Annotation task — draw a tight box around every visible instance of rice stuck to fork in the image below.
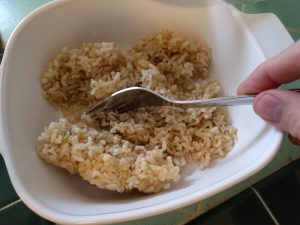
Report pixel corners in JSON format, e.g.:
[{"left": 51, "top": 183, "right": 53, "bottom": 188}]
[{"left": 37, "top": 30, "right": 237, "bottom": 193}]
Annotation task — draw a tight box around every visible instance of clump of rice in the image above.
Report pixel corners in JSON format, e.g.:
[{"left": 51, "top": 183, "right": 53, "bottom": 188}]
[{"left": 37, "top": 30, "right": 237, "bottom": 193}]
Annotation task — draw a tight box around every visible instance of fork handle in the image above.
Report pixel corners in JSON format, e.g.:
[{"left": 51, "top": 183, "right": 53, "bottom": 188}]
[
  {"left": 172, "top": 95, "right": 255, "bottom": 108},
  {"left": 171, "top": 88, "right": 300, "bottom": 108}
]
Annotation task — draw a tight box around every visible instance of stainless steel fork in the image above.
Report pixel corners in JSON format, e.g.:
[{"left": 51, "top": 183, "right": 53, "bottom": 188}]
[{"left": 86, "top": 87, "right": 264, "bottom": 118}]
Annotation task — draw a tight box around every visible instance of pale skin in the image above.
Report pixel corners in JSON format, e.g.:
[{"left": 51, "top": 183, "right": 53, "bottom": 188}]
[{"left": 238, "top": 40, "right": 300, "bottom": 146}]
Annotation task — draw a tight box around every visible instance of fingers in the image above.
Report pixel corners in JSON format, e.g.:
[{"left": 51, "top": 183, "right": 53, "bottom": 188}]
[
  {"left": 253, "top": 89, "right": 300, "bottom": 143},
  {"left": 288, "top": 134, "right": 300, "bottom": 146},
  {"left": 238, "top": 41, "right": 300, "bottom": 95},
  {"left": 238, "top": 41, "right": 300, "bottom": 145}
]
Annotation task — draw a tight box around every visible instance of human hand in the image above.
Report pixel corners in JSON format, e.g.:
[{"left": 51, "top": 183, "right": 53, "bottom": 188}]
[{"left": 238, "top": 41, "right": 300, "bottom": 145}]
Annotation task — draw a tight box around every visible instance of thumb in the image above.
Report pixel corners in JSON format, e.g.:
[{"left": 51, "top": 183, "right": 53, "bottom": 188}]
[{"left": 253, "top": 89, "right": 300, "bottom": 141}]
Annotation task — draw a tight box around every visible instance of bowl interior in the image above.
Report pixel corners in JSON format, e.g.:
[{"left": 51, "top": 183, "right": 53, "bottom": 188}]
[{"left": 2, "top": 0, "right": 279, "bottom": 217}]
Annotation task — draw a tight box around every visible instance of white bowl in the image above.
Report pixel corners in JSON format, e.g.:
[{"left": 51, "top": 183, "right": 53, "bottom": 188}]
[{"left": 0, "top": 0, "right": 294, "bottom": 224}]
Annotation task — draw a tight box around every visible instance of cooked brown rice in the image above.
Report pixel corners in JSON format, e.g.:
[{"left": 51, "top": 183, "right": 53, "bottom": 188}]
[{"left": 37, "top": 30, "right": 237, "bottom": 193}]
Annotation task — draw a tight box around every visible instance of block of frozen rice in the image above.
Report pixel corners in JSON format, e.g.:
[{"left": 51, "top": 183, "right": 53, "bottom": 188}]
[{"left": 37, "top": 30, "right": 237, "bottom": 193}]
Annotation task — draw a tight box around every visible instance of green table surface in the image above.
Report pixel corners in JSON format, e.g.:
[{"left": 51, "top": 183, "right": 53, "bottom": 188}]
[{"left": 0, "top": 1, "right": 299, "bottom": 225}]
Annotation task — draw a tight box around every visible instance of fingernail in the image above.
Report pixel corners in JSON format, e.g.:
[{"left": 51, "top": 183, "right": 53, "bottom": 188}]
[{"left": 254, "top": 94, "right": 283, "bottom": 122}]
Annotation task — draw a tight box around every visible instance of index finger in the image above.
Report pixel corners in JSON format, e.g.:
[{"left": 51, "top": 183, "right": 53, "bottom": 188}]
[{"left": 237, "top": 40, "right": 300, "bottom": 95}]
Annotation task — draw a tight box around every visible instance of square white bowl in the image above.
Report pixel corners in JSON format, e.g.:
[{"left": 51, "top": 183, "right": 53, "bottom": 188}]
[{"left": 0, "top": 0, "right": 294, "bottom": 224}]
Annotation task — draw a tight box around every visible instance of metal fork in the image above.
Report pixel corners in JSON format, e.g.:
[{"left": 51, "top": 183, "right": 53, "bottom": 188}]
[
  {"left": 86, "top": 87, "right": 300, "bottom": 117},
  {"left": 86, "top": 87, "right": 253, "bottom": 118}
]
